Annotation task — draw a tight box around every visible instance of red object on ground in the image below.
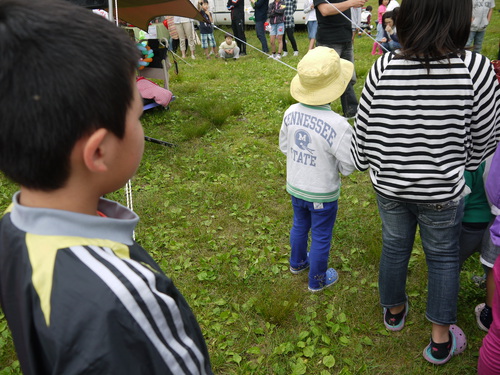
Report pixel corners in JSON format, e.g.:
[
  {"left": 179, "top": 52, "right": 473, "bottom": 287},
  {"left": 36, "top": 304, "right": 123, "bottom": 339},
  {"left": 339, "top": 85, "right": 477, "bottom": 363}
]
[{"left": 492, "top": 60, "right": 500, "bottom": 83}]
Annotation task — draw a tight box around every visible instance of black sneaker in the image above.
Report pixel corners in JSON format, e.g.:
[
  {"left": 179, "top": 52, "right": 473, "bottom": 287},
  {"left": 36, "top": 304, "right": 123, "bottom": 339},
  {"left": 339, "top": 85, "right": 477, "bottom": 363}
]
[
  {"left": 475, "top": 303, "right": 492, "bottom": 332},
  {"left": 383, "top": 301, "right": 408, "bottom": 331}
]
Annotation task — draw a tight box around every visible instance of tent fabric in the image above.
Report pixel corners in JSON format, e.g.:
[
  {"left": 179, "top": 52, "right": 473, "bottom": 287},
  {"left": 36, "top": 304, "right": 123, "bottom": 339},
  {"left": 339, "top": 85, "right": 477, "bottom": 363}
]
[
  {"left": 115, "top": 0, "right": 205, "bottom": 30},
  {"left": 65, "top": 0, "right": 205, "bottom": 30}
]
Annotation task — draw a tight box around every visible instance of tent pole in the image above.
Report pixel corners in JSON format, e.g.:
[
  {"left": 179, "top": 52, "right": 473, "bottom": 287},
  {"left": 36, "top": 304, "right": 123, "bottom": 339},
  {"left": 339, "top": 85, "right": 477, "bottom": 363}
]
[{"left": 108, "top": 0, "right": 114, "bottom": 22}]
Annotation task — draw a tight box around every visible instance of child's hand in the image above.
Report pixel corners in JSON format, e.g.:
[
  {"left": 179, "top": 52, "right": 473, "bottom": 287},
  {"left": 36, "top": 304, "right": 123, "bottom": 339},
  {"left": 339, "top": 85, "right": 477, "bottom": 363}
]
[
  {"left": 227, "top": 49, "right": 234, "bottom": 54},
  {"left": 381, "top": 37, "right": 387, "bottom": 43},
  {"left": 385, "top": 25, "right": 392, "bottom": 33}
]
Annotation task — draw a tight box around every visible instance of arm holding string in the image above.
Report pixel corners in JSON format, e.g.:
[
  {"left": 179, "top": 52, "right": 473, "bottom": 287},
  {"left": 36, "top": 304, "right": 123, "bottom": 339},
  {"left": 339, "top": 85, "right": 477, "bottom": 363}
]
[{"left": 316, "top": 0, "right": 365, "bottom": 17}]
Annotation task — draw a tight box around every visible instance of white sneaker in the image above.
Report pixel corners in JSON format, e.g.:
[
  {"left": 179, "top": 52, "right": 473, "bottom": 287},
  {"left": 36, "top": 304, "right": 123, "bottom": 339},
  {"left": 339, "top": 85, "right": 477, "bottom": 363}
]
[
  {"left": 268, "top": 54, "right": 276, "bottom": 59},
  {"left": 191, "top": 55, "right": 196, "bottom": 60},
  {"left": 293, "top": 51, "right": 299, "bottom": 56},
  {"left": 275, "top": 54, "right": 281, "bottom": 60},
  {"left": 282, "top": 51, "right": 288, "bottom": 56}
]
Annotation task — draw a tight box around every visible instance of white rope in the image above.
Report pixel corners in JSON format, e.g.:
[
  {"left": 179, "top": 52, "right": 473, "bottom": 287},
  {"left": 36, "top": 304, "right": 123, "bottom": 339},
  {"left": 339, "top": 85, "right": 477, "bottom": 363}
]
[
  {"left": 125, "top": 179, "right": 135, "bottom": 240},
  {"left": 170, "top": 50, "right": 195, "bottom": 67}
]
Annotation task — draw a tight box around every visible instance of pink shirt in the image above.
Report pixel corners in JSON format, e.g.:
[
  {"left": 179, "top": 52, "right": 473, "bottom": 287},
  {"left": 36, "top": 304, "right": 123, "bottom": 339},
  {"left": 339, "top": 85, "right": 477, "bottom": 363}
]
[
  {"left": 377, "top": 4, "right": 386, "bottom": 24},
  {"left": 478, "top": 257, "right": 500, "bottom": 374}
]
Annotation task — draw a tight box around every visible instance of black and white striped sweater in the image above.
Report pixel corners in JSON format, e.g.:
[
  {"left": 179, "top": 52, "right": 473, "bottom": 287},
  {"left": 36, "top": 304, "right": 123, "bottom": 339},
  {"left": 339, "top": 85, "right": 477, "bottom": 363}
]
[{"left": 351, "top": 51, "right": 500, "bottom": 203}]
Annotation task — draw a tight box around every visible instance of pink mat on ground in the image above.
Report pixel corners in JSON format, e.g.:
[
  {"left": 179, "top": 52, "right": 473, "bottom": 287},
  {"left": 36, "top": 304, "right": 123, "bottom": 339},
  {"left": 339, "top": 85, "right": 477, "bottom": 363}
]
[{"left": 136, "top": 77, "right": 173, "bottom": 107}]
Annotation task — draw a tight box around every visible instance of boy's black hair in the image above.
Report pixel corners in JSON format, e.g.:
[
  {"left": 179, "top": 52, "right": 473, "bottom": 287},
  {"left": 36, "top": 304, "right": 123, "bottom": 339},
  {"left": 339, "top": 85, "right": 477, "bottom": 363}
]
[
  {"left": 365, "top": 5, "right": 373, "bottom": 11},
  {"left": 0, "top": 0, "right": 140, "bottom": 191}
]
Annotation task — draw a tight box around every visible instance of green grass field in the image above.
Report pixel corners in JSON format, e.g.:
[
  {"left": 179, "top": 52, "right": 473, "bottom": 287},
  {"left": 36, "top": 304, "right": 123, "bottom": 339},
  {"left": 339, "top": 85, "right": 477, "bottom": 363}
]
[{"left": 0, "top": 2, "right": 499, "bottom": 374}]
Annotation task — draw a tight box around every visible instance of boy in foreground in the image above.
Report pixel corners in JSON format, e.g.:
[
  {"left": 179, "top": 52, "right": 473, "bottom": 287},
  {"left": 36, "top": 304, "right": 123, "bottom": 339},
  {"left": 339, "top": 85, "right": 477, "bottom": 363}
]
[
  {"left": 279, "top": 47, "right": 356, "bottom": 292},
  {"left": 0, "top": 0, "right": 212, "bottom": 374}
]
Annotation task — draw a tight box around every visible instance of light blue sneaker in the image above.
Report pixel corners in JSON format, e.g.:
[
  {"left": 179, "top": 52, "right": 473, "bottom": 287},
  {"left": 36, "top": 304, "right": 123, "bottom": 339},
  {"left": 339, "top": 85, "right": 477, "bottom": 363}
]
[{"left": 308, "top": 268, "right": 339, "bottom": 292}]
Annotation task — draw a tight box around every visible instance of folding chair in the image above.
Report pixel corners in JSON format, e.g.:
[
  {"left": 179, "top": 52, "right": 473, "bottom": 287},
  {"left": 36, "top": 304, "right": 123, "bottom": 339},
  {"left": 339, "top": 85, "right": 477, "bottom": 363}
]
[{"left": 137, "top": 37, "right": 171, "bottom": 90}]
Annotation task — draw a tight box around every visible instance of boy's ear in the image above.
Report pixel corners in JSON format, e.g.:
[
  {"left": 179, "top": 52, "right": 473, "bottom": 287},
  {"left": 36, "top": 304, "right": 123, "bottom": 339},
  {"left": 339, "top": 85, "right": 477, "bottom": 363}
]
[{"left": 82, "top": 128, "right": 111, "bottom": 173}]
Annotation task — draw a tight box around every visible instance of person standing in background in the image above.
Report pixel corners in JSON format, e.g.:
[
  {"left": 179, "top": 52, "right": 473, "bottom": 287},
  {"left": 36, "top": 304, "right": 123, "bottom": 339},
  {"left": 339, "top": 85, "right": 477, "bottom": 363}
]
[
  {"left": 313, "top": 0, "right": 366, "bottom": 118},
  {"left": 250, "top": 0, "right": 269, "bottom": 52},
  {"left": 467, "top": 0, "right": 495, "bottom": 53},
  {"left": 375, "top": 0, "right": 388, "bottom": 45},
  {"left": 174, "top": 15, "right": 196, "bottom": 59},
  {"left": 227, "top": 0, "right": 247, "bottom": 55},
  {"left": 282, "top": 0, "right": 299, "bottom": 56},
  {"left": 164, "top": 16, "right": 180, "bottom": 53},
  {"left": 351, "top": 5, "right": 361, "bottom": 41},
  {"left": 304, "top": 0, "right": 317, "bottom": 49},
  {"left": 386, "top": 0, "right": 399, "bottom": 11},
  {"left": 268, "top": 0, "right": 286, "bottom": 59}
]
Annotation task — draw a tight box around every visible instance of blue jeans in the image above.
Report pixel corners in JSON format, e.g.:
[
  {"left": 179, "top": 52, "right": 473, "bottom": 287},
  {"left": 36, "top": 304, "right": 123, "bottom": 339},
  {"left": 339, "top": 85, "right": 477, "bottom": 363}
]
[
  {"left": 289, "top": 196, "right": 338, "bottom": 289},
  {"left": 307, "top": 20, "right": 317, "bottom": 40},
  {"left": 466, "top": 30, "right": 486, "bottom": 53},
  {"left": 316, "top": 42, "right": 358, "bottom": 117},
  {"left": 255, "top": 20, "right": 269, "bottom": 52},
  {"left": 376, "top": 194, "right": 464, "bottom": 325},
  {"left": 381, "top": 40, "right": 401, "bottom": 52}
]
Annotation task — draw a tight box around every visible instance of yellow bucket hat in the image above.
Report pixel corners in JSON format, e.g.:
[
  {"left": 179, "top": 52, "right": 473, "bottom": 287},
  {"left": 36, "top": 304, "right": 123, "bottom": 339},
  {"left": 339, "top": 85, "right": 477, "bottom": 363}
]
[{"left": 290, "top": 46, "right": 354, "bottom": 106}]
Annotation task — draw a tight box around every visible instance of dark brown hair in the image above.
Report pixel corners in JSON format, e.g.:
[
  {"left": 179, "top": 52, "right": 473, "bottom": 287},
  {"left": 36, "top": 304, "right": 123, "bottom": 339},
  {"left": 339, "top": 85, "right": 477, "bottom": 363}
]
[{"left": 396, "top": 0, "right": 472, "bottom": 70}]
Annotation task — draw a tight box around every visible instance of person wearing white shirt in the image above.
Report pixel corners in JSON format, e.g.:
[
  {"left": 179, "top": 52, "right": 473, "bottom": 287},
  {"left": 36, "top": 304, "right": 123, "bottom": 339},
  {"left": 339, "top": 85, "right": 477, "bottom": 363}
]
[
  {"left": 386, "top": 0, "right": 399, "bottom": 11},
  {"left": 303, "top": 0, "right": 317, "bottom": 49}
]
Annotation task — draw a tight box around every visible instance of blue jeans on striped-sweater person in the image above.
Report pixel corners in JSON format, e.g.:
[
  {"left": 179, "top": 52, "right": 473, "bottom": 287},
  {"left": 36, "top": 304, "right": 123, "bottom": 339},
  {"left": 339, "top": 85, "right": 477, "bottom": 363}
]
[
  {"left": 289, "top": 196, "right": 338, "bottom": 289},
  {"left": 376, "top": 194, "right": 464, "bottom": 325}
]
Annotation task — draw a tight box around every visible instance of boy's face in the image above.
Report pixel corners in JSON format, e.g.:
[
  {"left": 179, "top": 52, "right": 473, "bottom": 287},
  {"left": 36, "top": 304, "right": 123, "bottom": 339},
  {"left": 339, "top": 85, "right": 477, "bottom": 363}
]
[
  {"left": 108, "top": 84, "right": 144, "bottom": 191},
  {"left": 202, "top": 2, "right": 209, "bottom": 10},
  {"left": 225, "top": 36, "right": 233, "bottom": 44}
]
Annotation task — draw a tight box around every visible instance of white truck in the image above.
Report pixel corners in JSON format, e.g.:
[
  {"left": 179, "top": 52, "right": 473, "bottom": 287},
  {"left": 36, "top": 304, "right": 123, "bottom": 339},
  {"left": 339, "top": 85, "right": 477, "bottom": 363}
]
[{"left": 210, "top": 0, "right": 306, "bottom": 26}]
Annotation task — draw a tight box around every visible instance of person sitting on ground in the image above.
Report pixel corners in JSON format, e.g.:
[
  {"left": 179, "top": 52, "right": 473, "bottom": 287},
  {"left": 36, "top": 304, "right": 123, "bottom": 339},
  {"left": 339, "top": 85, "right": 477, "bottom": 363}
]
[
  {"left": 219, "top": 34, "right": 240, "bottom": 59},
  {"left": 0, "top": 1, "right": 213, "bottom": 374},
  {"left": 359, "top": 5, "right": 372, "bottom": 35},
  {"left": 279, "top": 47, "right": 356, "bottom": 292},
  {"left": 380, "top": 10, "right": 400, "bottom": 51}
]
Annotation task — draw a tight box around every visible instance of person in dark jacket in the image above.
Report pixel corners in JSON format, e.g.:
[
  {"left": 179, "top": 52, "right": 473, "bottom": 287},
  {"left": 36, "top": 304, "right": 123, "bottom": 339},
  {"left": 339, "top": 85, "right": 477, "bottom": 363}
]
[
  {"left": 251, "top": 0, "right": 269, "bottom": 52},
  {"left": 227, "top": 0, "right": 247, "bottom": 55}
]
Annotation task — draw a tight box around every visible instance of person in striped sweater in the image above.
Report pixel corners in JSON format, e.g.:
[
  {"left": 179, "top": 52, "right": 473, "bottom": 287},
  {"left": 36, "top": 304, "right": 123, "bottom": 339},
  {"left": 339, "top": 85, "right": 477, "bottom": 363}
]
[{"left": 350, "top": 0, "right": 500, "bottom": 365}]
